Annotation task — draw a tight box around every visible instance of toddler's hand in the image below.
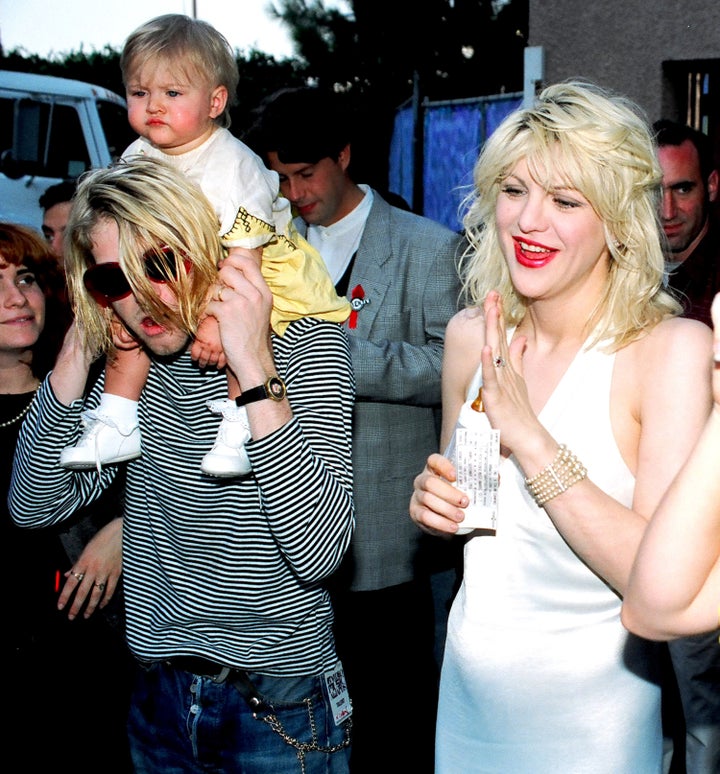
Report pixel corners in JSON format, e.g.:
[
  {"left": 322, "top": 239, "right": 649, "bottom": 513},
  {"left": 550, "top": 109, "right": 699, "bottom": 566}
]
[
  {"left": 110, "top": 314, "right": 140, "bottom": 351},
  {"left": 224, "top": 245, "right": 263, "bottom": 269},
  {"left": 191, "top": 314, "right": 227, "bottom": 369}
]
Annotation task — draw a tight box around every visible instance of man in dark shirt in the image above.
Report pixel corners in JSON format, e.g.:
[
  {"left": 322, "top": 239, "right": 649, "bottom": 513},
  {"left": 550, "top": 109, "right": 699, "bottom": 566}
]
[
  {"left": 654, "top": 118, "right": 720, "bottom": 774},
  {"left": 656, "top": 119, "right": 719, "bottom": 325}
]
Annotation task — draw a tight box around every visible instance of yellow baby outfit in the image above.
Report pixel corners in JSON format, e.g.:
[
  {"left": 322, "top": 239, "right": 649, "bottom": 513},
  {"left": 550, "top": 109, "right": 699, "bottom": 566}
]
[{"left": 222, "top": 207, "right": 350, "bottom": 335}]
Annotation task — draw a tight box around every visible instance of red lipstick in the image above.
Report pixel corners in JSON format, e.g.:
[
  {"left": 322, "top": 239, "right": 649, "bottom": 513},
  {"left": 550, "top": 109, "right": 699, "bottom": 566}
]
[{"left": 513, "top": 236, "right": 557, "bottom": 268}]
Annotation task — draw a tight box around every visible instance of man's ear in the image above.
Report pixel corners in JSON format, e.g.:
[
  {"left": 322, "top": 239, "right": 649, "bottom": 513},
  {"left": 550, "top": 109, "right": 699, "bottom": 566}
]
[
  {"left": 337, "top": 144, "right": 352, "bottom": 172},
  {"left": 707, "top": 168, "right": 719, "bottom": 204},
  {"left": 209, "top": 86, "right": 228, "bottom": 120}
]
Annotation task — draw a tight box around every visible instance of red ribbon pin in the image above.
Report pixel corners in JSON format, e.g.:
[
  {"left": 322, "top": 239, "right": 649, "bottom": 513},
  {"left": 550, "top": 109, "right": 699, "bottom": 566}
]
[{"left": 349, "top": 284, "right": 368, "bottom": 328}]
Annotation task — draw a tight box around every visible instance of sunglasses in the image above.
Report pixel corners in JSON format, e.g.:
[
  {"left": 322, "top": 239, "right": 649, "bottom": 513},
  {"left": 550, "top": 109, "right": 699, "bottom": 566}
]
[{"left": 83, "top": 246, "right": 189, "bottom": 304}]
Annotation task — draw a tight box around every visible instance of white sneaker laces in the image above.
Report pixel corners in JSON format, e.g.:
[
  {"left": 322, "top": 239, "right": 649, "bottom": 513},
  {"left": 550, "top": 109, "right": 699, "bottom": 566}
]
[{"left": 76, "top": 410, "right": 138, "bottom": 474}]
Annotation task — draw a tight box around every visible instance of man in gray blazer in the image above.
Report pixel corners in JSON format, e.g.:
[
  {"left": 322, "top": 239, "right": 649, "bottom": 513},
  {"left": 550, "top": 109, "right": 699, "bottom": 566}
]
[{"left": 250, "top": 87, "right": 465, "bottom": 774}]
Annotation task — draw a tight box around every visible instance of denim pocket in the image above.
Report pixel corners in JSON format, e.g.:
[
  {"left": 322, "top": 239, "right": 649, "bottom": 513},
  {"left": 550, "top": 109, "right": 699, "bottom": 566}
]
[{"left": 249, "top": 671, "right": 351, "bottom": 758}]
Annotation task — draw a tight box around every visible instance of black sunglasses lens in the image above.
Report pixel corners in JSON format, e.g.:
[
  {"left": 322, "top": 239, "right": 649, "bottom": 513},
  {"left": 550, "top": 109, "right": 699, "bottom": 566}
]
[
  {"left": 84, "top": 247, "right": 181, "bottom": 301},
  {"left": 84, "top": 264, "right": 130, "bottom": 300},
  {"left": 144, "top": 247, "right": 178, "bottom": 281}
]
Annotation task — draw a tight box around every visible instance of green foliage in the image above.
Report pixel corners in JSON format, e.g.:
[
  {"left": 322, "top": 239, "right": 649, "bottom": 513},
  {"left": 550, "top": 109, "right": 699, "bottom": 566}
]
[
  {"left": 271, "top": 0, "right": 528, "bottom": 101},
  {"left": 230, "top": 51, "right": 309, "bottom": 136}
]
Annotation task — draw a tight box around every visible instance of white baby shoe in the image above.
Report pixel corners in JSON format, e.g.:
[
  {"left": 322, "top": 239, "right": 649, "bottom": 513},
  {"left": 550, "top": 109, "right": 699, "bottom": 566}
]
[
  {"left": 60, "top": 409, "right": 141, "bottom": 471},
  {"left": 201, "top": 399, "right": 252, "bottom": 478}
]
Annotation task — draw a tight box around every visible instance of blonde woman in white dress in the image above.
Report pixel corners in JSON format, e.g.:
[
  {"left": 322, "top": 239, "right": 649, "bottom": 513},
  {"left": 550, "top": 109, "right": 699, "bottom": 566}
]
[{"left": 409, "top": 81, "right": 713, "bottom": 773}]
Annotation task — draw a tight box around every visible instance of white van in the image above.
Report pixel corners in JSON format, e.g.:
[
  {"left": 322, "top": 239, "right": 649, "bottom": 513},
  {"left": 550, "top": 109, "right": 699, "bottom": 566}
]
[{"left": 0, "top": 70, "right": 133, "bottom": 231}]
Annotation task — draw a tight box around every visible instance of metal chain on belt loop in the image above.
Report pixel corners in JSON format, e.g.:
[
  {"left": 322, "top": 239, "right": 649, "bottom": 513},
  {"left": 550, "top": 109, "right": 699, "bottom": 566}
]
[{"left": 258, "top": 700, "right": 352, "bottom": 774}]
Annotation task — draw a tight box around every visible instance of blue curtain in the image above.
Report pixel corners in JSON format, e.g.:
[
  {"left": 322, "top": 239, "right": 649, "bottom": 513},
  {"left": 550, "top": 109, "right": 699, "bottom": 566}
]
[
  {"left": 389, "top": 95, "right": 523, "bottom": 232},
  {"left": 423, "top": 104, "right": 484, "bottom": 233},
  {"left": 388, "top": 105, "right": 414, "bottom": 208}
]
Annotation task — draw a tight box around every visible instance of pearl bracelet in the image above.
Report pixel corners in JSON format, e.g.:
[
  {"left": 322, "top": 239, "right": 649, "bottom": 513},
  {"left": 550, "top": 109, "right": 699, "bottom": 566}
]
[{"left": 524, "top": 444, "right": 587, "bottom": 506}]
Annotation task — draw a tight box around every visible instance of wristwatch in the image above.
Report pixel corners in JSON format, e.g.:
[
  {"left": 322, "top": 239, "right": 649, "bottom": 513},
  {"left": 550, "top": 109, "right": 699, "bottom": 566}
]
[{"left": 234, "top": 376, "right": 287, "bottom": 407}]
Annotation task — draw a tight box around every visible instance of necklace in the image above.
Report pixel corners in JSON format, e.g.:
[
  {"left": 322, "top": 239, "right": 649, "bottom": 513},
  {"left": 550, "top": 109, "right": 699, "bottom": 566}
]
[{"left": 0, "top": 387, "right": 39, "bottom": 429}]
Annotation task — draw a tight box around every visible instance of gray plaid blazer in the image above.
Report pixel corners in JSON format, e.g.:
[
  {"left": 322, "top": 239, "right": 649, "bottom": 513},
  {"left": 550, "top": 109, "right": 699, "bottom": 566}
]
[{"left": 302, "top": 190, "right": 464, "bottom": 591}]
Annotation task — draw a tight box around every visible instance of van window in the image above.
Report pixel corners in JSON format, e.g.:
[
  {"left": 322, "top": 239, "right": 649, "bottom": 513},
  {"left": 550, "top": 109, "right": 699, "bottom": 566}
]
[
  {"left": 97, "top": 99, "right": 134, "bottom": 160},
  {"left": 0, "top": 97, "right": 12, "bottom": 155},
  {"left": 0, "top": 97, "right": 90, "bottom": 178}
]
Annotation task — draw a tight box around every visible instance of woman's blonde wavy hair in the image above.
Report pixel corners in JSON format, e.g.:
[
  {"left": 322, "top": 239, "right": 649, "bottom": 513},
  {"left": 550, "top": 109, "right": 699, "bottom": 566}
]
[
  {"left": 65, "top": 156, "right": 221, "bottom": 358},
  {"left": 459, "top": 80, "right": 681, "bottom": 351}
]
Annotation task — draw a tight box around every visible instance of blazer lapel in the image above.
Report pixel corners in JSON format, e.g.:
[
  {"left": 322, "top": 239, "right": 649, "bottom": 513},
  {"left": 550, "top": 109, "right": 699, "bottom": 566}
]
[{"left": 344, "top": 194, "right": 393, "bottom": 334}]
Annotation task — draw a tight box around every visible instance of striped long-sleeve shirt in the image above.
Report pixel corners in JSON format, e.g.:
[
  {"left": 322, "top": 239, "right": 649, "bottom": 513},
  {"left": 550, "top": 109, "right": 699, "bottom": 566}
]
[{"left": 10, "top": 318, "right": 355, "bottom": 676}]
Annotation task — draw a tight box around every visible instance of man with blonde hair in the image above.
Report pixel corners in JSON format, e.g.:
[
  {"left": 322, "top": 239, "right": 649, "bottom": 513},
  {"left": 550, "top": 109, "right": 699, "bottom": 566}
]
[{"left": 11, "top": 157, "right": 355, "bottom": 773}]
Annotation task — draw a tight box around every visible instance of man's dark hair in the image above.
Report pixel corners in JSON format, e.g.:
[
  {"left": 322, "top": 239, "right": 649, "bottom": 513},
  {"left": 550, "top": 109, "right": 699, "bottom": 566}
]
[
  {"left": 38, "top": 181, "right": 77, "bottom": 212},
  {"left": 653, "top": 119, "right": 716, "bottom": 184},
  {"left": 245, "top": 87, "right": 353, "bottom": 166}
]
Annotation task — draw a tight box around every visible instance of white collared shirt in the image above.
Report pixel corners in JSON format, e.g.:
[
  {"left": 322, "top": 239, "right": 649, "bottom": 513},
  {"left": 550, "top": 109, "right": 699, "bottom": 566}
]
[{"left": 307, "top": 185, "right": 373, "bottom": 284}]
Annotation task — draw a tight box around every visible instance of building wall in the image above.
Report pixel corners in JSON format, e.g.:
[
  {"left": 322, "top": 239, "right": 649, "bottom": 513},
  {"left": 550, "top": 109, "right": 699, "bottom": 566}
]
[{"left": 528, "top": 0, "right": 720, "bottom": 122}]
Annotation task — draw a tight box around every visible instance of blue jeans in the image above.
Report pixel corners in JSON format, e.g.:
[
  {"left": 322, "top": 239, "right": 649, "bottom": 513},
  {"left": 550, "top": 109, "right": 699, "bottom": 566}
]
[{"left": 128, "top": 661, "right": 351, "bottom": 773}]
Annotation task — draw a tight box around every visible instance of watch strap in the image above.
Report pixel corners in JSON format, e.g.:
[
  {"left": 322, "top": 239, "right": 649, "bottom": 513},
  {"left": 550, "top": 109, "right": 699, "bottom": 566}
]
[
  {"left": 234, "top": 384, "right": 268, "bottom": 407},
  {"left": 234, "top": 376, "right": 286, "bottom": 407}
]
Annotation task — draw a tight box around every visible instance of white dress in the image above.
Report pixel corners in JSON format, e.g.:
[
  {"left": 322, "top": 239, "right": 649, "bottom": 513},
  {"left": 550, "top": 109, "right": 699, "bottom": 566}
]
[{"left": 436, "top": 339, "right": 663, "bottom": 773}]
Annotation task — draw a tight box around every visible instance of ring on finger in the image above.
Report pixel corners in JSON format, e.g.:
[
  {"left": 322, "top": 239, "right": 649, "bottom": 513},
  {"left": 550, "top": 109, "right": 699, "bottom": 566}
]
[
  {"left": 94, "top": 581, "right": 106, "bottom": 591},
  {"left": 493, "top": 355, "right": 506, "bottom": 368},
  {"left": 72, "top": 571, "right": 85, "bottom": 581}
]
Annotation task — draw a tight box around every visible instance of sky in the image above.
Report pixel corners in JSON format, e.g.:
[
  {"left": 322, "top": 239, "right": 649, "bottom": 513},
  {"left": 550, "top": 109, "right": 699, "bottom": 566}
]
[{"left": 0, "top": 0, "right": 349, "bottom": 61}]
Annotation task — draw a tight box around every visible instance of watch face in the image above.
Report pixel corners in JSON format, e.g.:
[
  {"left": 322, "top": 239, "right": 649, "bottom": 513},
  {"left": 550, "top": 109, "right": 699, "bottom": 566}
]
[{"left": 268, "top": 377, "right": 286, "bottom": 400}]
